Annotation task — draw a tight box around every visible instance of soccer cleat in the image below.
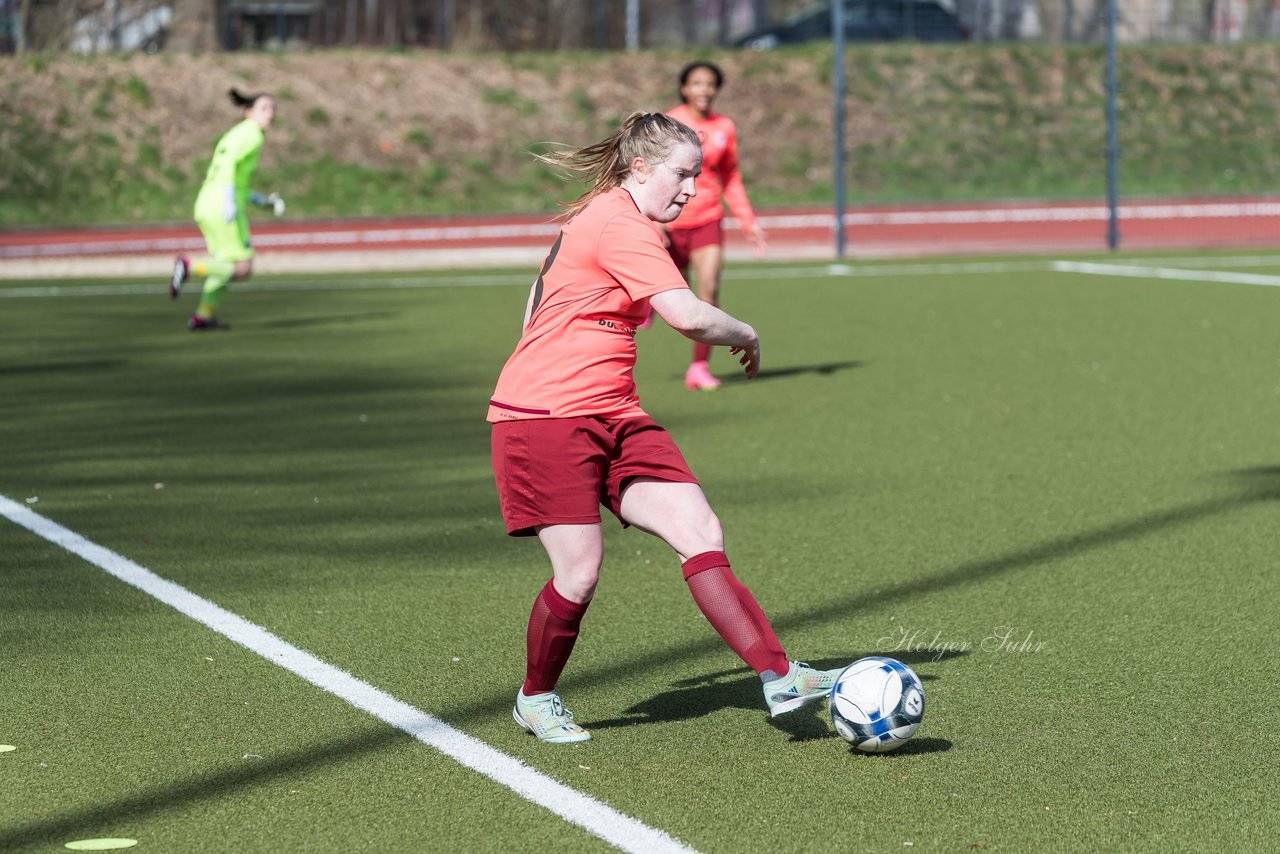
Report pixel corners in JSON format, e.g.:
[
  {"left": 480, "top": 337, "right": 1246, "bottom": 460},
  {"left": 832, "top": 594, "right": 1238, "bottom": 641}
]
[
  {"left": 684, "top": 360, "right": 720, "bottom": 391},
  {"left": 169, "top": 255, "right": 189, "bottom": 299},
  {"left": 513, "top": 690, "right": 592, "bottom": 744},
  {"left": 763, "top": 661, "right": 844, "bottom": 718},
  {"left": 188, "top": 314, "right": 230, "bottom": 331}
]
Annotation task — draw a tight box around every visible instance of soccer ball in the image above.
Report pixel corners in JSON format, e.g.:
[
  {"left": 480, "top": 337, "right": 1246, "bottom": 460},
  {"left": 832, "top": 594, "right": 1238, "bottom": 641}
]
[{"left": 830, "top": 656, "right": 925, "bottom": 753}]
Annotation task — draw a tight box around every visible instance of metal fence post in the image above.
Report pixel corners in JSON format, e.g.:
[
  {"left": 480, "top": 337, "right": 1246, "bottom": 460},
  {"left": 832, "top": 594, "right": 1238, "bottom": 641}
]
[
  {"left": 1105, "top": 0, "right": 1120, "bottom": 250},
  {"left": 833, "top": 0, "right": 847, "bottom": 258}
]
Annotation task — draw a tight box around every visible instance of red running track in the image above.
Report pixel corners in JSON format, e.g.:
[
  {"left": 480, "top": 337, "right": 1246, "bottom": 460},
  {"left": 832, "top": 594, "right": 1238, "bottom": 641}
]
[{"left": 3, "top": 197, "right": 1279, "bottom": 260}]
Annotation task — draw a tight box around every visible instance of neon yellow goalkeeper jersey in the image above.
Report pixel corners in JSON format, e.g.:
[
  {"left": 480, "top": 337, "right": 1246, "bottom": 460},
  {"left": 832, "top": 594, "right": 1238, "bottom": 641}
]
[{"left": 193, "top": 118, "right": 264, "bottom": 225}]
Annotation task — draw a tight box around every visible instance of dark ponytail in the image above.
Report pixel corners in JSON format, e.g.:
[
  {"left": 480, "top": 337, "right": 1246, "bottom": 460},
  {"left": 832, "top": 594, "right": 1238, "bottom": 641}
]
[{"left": 229, "top": 88, "right": 265, "bottom": 109}]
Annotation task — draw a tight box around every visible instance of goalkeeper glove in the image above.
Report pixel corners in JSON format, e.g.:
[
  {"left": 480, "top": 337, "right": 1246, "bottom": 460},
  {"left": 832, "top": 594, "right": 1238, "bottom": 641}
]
[{"left": 252, "top": 191, "right": 285, "bottom": 216}]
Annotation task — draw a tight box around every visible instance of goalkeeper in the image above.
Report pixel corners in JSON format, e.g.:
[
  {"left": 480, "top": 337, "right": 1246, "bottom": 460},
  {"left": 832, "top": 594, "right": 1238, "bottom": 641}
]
[{"left": 169, "top": 88, "right": 284, "bottom": 331}]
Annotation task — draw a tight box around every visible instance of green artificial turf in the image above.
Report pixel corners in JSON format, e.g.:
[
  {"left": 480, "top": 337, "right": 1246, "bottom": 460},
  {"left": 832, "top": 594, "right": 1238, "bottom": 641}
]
[{"left": 2, "top": 254, "right": 1278, "bottom": 851}]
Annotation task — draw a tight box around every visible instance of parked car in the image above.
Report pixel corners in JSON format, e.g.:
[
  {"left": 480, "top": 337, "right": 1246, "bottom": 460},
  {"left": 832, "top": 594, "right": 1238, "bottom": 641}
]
[{"left": 736, "top": 0, "right": 970, "bottom": 48}]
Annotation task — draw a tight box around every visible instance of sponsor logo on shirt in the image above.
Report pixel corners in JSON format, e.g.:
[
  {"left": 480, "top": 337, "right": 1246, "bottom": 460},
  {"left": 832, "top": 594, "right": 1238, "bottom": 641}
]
[{"left": 589, "top": 317, "right": 637, "bottom": 337}]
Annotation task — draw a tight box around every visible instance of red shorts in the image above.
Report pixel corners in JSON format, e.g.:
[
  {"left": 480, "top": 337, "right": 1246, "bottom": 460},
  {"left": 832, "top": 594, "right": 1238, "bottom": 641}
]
[
  {"left": 491, "top": 415, "right": 699, "bottom": 537},
  {"left": 666, "top": 219, "right": 723, "bottom": 272}
]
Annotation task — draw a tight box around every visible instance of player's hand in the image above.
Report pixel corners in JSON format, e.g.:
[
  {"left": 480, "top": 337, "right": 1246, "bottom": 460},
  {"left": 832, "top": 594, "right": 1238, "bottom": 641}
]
[
  {"left": 746, "top": 224, "right": 768, "bottom": 259},
  {"left": 268, "top": 192, "right": 286, "bottom": 217},
  {"left": 729, "top": 330, "right": 760, "bottom": 380}
]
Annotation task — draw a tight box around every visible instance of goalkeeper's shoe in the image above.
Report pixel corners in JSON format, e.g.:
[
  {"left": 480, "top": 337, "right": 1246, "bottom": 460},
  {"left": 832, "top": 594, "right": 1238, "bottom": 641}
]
[
  {"left": 763, "top": 661, "right": 843, "bottom": 717},
  {"left": 514, "top": 690, "right": 591, "bottom": 744},
  {"left": 188, "top": 314, "right": 230, "bottom": 332},
  {"left": 169, "top": 255, "right": 189, "bottom": 299}
]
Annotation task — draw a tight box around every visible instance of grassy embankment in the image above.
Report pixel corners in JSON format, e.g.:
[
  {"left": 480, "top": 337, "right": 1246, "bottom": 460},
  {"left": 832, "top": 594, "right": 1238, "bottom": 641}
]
[{"left": 1, "top": 43, "right": 1277, "bottom": 228}]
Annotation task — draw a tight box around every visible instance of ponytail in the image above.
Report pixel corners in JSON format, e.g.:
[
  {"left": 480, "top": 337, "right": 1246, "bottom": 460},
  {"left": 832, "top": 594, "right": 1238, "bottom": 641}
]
[
  {"left": 535, "top": 111, "right": 701, "bottom": 219},
  {"left": 228, "top": 88, "right": 266, "bottom": 109}
]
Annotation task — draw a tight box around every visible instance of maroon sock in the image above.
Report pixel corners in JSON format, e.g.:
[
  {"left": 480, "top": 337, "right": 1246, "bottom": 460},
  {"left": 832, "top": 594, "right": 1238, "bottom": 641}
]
[
  {"left": 682, "top": 551, "right": 788, "bottom": 677},
  {"left": 523, "top": 579, "right": 590, "bottom": 695}
]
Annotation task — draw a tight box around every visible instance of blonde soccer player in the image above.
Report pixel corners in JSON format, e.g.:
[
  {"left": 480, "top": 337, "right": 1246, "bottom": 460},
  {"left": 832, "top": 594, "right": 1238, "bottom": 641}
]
[{"left": 488, "top": 112, "right": 838, "bottom": 744}]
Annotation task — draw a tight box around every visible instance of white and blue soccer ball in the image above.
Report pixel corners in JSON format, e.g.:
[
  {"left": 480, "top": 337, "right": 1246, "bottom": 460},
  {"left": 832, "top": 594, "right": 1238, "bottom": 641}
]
[{"left": 830, "top": 656, "right": 925, "bottom": 753}]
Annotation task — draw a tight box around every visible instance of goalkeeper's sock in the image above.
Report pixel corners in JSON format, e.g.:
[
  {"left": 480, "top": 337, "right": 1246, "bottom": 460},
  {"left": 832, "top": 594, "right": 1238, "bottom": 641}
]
[
  {"left": 196, "top": 274, "right": 229, "bottom": 319},
  {"left": 193, "top": 257, "right": 234, "bottom": 280}
]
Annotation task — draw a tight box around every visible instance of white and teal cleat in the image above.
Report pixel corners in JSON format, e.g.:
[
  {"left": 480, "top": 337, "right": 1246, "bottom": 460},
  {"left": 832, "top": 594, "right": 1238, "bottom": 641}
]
[
  {"left": 763, "top": 661, "right": 844, "bottom": 717},
  {"left": 514, "top": 690, "right": 592, "bottom": 744}
]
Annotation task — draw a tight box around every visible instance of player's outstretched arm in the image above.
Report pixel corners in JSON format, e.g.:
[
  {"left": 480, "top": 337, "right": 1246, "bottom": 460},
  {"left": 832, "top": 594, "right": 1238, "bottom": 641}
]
[
  {"left": 650, "top": 287, "right": 760, "bottom": 379},
  {"left": 249, "top": 191, "right": 286, "bottom": 216}
]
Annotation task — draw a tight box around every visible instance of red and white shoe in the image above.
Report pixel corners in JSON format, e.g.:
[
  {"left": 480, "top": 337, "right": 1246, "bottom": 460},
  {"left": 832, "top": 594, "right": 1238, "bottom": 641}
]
[
  {"left": 188, "top": 314, "right": 230, "bottom": 331},
  {"left": 169, "top": 255, "right": 189, "bottom": 300},
  {"left": 684, "top": 360, "right": 720, "bottom": 391}
]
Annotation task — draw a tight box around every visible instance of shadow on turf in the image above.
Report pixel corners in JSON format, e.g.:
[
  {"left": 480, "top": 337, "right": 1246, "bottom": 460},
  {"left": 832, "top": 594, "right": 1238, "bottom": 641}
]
[
  {"left": 737, "top": 360, "right": 864, "bottom": 383},
  {"left": 672, "top": 360, "right": 863, "bottom": 386},
  {"left": 0, "top": 358, "right": 127, "bottom": 375},
  {"left": 449, "top": 467, "right": 1280, "bottom": 725},
  {"left": 256, "top": 310, "right": 400, "bottom": 329},
  {"left": 0, "top": 726, "right": 410, "bottom": 851},
  {"left": 844, "top": 737, "right": 953, "bottom": 757},
  {"left": 10, "top": 471, "right": 1272, "bottom": 842},
  {"left": 585, "top": 651, "right": 963, "bottom": 744}
]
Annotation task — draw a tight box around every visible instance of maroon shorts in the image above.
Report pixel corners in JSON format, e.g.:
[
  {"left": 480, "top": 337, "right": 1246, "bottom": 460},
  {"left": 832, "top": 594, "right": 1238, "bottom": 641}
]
[
  {"left": 666, "top": 219, "right": 723, "bottom": 272},
  {"left": 491, "top": 415, "right": 699, "bottom": 537}
]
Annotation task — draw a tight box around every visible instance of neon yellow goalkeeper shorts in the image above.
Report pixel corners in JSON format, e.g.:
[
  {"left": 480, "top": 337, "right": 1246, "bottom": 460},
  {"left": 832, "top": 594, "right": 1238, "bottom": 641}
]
[{"left": 197, "top": 214, "right": 254, "bottom": 262}]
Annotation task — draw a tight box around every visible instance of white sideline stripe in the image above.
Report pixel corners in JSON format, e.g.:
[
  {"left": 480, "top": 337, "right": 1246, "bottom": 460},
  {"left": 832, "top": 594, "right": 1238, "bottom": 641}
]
[
  {"left": 1108, "top": 254, "right": 1280, "bottom": 269},
  {"left": 1053, "top": 260, "right": 1280, "bottom": 287},
  {"left": 0, "top": 494, "right": 696, "bottom": 854},
  {"left": 0, "top": 274, "right": 533, "bottom": 299},
  {"left": 5, "top": 200, "right": 1280, "bottom": 258},
  {"left": 0, "top": 260, "right": 1054, "bottom": 299},
  {"left": 8, "top": 254, "right": 1280, "bottom": 300}
]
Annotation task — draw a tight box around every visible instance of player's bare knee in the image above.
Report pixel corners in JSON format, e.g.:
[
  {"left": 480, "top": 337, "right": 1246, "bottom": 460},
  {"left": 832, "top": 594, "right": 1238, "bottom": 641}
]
[
  {"left": 557, "top": 564, "right": 600, "bottom": 603},
  {"left": 690, "top": 512, "right": 725, "bottom": 554}
]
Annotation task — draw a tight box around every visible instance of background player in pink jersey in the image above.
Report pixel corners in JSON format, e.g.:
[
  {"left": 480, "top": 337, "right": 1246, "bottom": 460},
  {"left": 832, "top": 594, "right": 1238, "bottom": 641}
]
[
  {"left": 665, "top": 60, "right": 768, "bottom": 391},
  {"left": 488, "top": 112, "right": 840, "bottom": 745}
]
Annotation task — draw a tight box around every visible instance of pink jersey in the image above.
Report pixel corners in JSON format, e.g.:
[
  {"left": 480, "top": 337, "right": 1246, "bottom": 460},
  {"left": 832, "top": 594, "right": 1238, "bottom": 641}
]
[
  {"left": 487, "top": 187, "right": 689, "bottom": 422},
  {"left": 666, "top": 103, "right": 758, "bottom": 233}
]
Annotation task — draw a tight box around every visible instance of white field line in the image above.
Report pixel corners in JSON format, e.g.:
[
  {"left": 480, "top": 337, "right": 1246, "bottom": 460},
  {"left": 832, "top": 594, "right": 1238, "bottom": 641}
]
[
  {"left": 0, "top": 260, "right": 1056, "bottom": 299},
  {"left": 0, "top": 274, "right": 534, "bottom": 299},
  {"left": 6, "top": 255, "right": 1280, "bottom": 300},
  {"left": 1102, "top": 254, "right": 1280, "bottom": 269},
  {"left": 1053, "top": 260, "right": 1280, "bottom": 287},
  {"left": 0, "top": 494, "right": 696, "bottom": 854}
]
